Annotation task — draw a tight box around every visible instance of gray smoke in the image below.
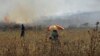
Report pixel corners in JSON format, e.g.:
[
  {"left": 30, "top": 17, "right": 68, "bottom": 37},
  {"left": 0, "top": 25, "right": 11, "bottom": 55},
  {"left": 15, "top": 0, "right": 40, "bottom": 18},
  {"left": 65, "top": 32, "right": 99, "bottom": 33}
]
[{"left": 0, "top": 0, "right": 100, "bottom": 26}]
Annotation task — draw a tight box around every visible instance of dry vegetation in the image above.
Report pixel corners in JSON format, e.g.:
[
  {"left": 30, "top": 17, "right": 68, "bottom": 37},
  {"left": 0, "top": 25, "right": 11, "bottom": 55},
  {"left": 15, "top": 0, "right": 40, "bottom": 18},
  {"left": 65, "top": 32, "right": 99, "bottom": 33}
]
[{"left": 0, "top": 25, "right": 100, "bottom": 56}]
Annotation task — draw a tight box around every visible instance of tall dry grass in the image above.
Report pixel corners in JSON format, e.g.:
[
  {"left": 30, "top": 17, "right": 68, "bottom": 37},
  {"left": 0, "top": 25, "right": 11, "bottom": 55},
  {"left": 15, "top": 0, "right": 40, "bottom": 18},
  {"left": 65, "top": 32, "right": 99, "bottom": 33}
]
[{"left": 0, "top": 23, "right": 100, "bottom": 56}]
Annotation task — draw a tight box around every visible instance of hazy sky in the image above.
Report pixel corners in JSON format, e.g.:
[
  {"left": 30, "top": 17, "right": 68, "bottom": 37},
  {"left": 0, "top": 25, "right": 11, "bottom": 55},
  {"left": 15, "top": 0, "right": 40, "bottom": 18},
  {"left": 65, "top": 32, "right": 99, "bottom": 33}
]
[{"left": 0, "top": 0, "right": 100, "bottom": 24}]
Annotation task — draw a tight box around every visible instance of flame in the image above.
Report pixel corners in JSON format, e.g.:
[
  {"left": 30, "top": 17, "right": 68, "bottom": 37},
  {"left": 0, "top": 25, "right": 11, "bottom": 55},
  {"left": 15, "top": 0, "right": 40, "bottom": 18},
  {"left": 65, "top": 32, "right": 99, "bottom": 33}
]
[
  {"left": 4, "top": 15, "right": 10, "bottom": 24},
  {"left": 4, "top": 4, "right": 36, "bottom": 24}
]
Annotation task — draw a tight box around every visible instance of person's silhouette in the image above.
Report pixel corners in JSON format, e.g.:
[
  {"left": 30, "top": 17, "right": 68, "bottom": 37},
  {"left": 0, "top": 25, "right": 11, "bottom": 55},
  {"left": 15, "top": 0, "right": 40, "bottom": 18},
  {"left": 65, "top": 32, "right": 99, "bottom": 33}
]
[{"left": 21, "top": 24, "right": 25, "bottom": 37}]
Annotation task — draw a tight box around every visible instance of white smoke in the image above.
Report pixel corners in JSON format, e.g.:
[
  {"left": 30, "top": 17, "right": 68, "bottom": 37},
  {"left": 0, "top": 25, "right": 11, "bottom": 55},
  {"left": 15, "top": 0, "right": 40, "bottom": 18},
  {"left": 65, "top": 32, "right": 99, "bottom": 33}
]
[{"left": 0, "top": 0, "right": 100, "bottom": 25}]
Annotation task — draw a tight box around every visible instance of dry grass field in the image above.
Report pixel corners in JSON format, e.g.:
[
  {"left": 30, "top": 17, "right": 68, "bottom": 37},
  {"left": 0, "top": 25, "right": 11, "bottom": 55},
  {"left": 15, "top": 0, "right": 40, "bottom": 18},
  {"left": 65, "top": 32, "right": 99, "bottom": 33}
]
[{"left": 0, "top": 27, "right": 100, "bottom": 56}]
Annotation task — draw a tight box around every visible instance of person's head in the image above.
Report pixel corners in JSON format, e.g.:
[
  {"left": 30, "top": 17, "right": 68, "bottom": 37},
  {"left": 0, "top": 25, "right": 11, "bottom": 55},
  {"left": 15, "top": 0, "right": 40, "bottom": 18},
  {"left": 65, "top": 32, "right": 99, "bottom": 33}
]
[
  {"left": 52, "top": 30, "right": 58, "bottom": 33},
  {"left": 21, "top": 24, "right": 24, "bottom": 27},
  {"left": 22, "top": 24, "right": 24, "bottom": 26}
]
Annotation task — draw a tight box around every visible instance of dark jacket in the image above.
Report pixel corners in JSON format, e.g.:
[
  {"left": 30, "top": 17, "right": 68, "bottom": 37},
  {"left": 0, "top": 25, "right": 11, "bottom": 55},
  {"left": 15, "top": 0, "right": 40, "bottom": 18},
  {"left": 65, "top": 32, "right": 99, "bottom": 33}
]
[
  {"left": 50, "top": 30, "right": 59, "bottom": 40},
  {"left": 21, "top": 24, "right": 25, "bottom": 37}
]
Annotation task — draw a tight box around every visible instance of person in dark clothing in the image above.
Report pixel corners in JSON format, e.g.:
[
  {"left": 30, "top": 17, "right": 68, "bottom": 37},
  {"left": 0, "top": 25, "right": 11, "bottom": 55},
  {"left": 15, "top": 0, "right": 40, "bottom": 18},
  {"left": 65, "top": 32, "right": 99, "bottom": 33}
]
[
  {"left": 21, "top": 24, "right": 25, "bottom": 37},
  {"left": 49, "top": 30, "right": 59, "bottom": 40}
]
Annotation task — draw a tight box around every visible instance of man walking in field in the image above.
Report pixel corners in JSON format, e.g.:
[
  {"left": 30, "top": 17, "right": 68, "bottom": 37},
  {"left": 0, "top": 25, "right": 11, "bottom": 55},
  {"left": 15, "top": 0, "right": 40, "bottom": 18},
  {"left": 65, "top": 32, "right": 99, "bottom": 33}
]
[
  {"left": 21, "top": 24, "right": 25, "bottom": 37},
  {"left": 48, "top": 25, "right": 64, "bottom": 56},
  {"left": 48, "top": 25, "right": 64, "bottom": 40}
]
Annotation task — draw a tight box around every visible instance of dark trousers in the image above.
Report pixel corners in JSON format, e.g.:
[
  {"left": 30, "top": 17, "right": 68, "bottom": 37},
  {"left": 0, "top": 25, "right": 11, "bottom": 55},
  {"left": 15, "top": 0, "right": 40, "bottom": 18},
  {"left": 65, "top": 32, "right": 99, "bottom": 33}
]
[{"left": 21, "top": 30, "right": 25, "bottom": 37}]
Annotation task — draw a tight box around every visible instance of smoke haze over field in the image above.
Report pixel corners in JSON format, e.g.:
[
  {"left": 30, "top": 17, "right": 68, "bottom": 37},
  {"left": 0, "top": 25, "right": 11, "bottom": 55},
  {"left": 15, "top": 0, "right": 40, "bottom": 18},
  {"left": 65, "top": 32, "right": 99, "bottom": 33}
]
[{"left": 0, "top": 0, "right": 100, "bottom": 25}]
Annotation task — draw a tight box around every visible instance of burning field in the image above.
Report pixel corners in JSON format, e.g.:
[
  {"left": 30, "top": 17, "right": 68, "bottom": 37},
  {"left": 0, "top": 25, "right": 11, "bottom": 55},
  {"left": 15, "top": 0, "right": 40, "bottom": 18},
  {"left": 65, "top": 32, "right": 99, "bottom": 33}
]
[
  {"left": 0, "top": 26, "right": 100, "bottom": 56},
  {"left": 0, "top": 0, "right": 100, "bottom": 56}
]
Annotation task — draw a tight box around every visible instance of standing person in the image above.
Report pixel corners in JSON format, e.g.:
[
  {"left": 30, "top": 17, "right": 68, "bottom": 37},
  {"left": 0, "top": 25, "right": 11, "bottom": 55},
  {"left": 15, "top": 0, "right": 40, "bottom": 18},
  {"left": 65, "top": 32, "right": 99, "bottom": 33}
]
[{"left": 21, "top": 24, "right": 25, "bottom": 37}]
